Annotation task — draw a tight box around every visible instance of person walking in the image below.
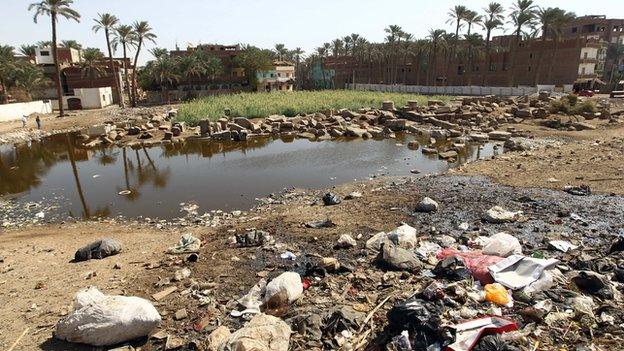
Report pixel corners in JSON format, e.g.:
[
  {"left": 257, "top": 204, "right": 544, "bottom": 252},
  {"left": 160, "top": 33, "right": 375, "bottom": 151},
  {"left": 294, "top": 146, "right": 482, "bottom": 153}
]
[
  {"left": 21, "top": 115, "right": 28, "bottom": 128},
  {"left": 35, "top": 115, "right": 41, "bottom": 130}
]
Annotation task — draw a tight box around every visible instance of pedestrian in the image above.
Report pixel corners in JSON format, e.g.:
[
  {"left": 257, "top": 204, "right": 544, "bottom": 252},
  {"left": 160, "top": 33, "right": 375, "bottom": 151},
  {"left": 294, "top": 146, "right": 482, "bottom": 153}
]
[
  {"left": 35, "top": 115, "right": 41, "bottom": 129},
  {"left": 21, "top": 115, "right": 28, "bottom": 128}
]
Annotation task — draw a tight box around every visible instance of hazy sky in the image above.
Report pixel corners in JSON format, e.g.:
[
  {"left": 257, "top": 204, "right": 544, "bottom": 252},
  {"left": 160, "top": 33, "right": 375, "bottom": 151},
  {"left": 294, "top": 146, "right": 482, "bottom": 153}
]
[{"left": 2, "top": 0, "right": 623, "bottom": 65}]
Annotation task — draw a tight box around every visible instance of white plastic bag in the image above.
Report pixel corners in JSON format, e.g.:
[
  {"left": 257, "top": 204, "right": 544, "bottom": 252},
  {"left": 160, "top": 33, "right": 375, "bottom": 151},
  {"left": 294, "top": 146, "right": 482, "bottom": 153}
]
[
  {"left": 481, "top": 232, "right": 522, "bottom": 257},
  {"left": 264, "top": 272, "right": 303, "bottom": 303},
  {"left": 55, "top": 287, "right": 161, "bottom": 346}
]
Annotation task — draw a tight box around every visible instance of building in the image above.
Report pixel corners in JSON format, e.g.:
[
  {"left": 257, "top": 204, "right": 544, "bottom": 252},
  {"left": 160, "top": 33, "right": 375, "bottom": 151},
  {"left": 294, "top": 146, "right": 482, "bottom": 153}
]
[
  {"left": 34, "top": 47, "right": 81, "bottom": 66},
  {"left": 53, "top": 87, "right": 114, "bottom": 110},
  {"left": 324, "top": 15, "right": 622, "bottom": 90},
  {"left": 256, "top": 61, "right": 296, "bottom": 92}
]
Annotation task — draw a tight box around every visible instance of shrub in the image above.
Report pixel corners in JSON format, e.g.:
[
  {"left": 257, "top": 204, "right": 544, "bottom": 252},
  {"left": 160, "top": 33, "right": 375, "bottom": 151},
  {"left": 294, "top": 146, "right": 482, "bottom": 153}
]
[
  {"left": 571, "top": 100, "right": 597, "bottom": 114},
  {"left": 549, "top": 99, "right": 571, "bottom": 114},
  {"left": 565, "top": 94, "right": 578, "bottom": 106}
]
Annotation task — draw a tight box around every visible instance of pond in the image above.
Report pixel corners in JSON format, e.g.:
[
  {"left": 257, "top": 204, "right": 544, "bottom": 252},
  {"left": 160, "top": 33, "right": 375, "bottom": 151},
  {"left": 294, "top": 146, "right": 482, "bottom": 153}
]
[{"left": 0, "top": 133, "right": 499, "bottom": 220}]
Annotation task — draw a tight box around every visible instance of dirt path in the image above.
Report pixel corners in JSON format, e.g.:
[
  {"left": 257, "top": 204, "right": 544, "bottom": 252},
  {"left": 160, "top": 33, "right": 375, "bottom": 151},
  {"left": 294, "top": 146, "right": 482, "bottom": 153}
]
[{"left": 0, "top": 221, "right": 182, "bottom": 350}]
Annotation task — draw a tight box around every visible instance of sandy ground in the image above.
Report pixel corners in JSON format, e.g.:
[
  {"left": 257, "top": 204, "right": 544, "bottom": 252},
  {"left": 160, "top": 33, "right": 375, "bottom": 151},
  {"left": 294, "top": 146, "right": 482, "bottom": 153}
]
[
  {"left": 457, "top": 119, "right": 624, "bottom": 195},
  {"left": 1, "top": 103, "right": 624, "bottom": 350},
  {"left": 0, "top": 221, "right": 183, "bottom": 350}
]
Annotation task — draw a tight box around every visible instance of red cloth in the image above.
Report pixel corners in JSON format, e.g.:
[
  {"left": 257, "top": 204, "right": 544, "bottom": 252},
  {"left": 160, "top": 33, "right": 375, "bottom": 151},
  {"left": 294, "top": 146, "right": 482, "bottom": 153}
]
[{"left": 437, "top": 248, "right": 504, "bottom": 284}]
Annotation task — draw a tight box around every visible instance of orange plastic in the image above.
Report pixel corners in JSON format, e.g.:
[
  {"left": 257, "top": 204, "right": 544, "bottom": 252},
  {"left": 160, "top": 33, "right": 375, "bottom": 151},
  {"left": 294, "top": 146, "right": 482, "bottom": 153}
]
[{"left": 484, "top": 283, "right": 510, "bottom": 306}]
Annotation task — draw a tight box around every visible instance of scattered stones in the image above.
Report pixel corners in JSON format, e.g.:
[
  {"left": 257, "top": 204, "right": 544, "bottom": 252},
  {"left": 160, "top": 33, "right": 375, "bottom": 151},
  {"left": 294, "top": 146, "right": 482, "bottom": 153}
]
[
  {"left": 415, "top": 197, "right": 439, "bottom": 213},
  {"left": 336, "top": 234, "right": 357, "bottom": 248}
]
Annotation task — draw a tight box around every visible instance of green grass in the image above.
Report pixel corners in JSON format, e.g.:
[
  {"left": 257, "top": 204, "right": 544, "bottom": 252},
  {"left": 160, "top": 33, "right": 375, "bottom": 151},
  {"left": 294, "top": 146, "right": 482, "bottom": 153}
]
[{"left": 177, "top": 90, "right": 449, "bottom": 126}]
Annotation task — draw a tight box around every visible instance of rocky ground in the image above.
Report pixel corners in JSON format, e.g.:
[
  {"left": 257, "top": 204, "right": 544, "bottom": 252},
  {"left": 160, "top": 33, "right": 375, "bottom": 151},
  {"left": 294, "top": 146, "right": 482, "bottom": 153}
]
[{"left": 1, "top": 95, "right": 624, "bottom": 350}]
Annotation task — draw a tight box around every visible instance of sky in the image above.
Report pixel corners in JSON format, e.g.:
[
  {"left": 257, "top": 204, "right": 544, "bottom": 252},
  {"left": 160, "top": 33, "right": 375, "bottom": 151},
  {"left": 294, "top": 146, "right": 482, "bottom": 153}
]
[{"left": 1, "top": 0, "right": 623, "bottom": 65}]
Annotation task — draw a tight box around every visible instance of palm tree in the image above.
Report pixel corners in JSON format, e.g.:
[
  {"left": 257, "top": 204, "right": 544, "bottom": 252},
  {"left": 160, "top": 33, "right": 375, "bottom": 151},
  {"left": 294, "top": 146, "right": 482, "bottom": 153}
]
[
  {"left": 93, "top": 13, "right": 124, "bottom": 107},
  {"left": 28, "top": 0, "right": 81, "bottom": 117},
  {"left": 79, "top": 48, "right": 105, "bottom": 88},
  {"left": 150, "top": 47, "right": 169, "bottom": 60},
  {"left": 0, "top": 45, "right": 15, "bottom": 103},
  {"left": 331, "top": 39, "right": 343, "bottom": 58},
  {"left": 464, "top": 10, "right": 483, "bottom": 36},
  {"left": 19, "top": 45, "right": 37, "bottom": 59},
  {"left": 316, "top": 45, "right": 328, "bottom": 89},
  {"left": 464, "top": 34, "right": 485, "bottom": 85},
  {"left": 59, "top": 39, "right": 82, "bottom": 50},
  {"left": 130, "top": 21, "right": 157, "bottom": 107},
  {"left": 608, "top": 45, "right": 624, "bottom": 84},
  {"left": 36, "top": 40, "right": 52, "bottom": 47},
  {"left": 292, "top": 47, "right": 304, "bottom": 89},
  {"left": 150, "top": 55, "right": 179, "bottom": 103},
  {"left": 177, "top": 55, "right": 204, "bottom": 80},
  {"left": 274, "top": 43, "right": 287, "bottom": 61},
  {"left": 113, "top": 24, "right": 135, "bottom": 104},
  {"left": 343, "top": 36, "right": 353, "bottom": 56},
  {"left": 482, "top": 2, "right": 505, "bottom": 85},
  {"left": 545, "top": 9, "right": 576, "bottom": 83},
  {"left": 14, "top": 62, "right": 50, "bottom": 101},
  {"left": 447, "top": 5, "right": 468, "bottom": 40},
  {"left": 427, "top": 29, "right": 446, "bottom": 86},
  {"left": 508, "top": 0, "right": 537, "bottom": 86}
]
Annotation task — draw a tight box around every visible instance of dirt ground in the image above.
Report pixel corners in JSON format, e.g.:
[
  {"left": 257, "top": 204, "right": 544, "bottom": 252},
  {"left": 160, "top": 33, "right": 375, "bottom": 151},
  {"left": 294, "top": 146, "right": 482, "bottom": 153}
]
[
  {"left": 457, "top": 119, "right": 624, "bottom": 195},
  {"left": 0, "top": 221, "right": 184, "bottom": 350},
  {"left": 1, "top": 101, "right": 624, "bottom": 350}
]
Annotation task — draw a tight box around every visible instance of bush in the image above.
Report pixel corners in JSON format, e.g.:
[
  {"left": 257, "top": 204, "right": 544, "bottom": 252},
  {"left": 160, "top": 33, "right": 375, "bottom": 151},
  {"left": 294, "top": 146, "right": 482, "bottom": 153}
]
[
  {"left": 571, "top": 100, "right": 597, "bottom": 114},
  {"left": 565, "top": 94, "right": 578, "bottom": 106},
  {"left": 549, "top": 99, "right": 571, "bottom": 114}
]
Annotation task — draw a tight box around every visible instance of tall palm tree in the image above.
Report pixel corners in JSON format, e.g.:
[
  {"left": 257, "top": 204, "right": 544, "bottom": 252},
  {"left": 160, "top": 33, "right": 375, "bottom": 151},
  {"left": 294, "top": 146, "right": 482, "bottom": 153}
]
[
  {"left": 130, "top": 21, "right": 157, "bottom": 107},
  {"left": 274, "top": 43, "right": 287, "bottom": 61},
  {"left": 14, "top": 63, "right": 50, "bottom": 101},
  {"left": 150, "top": 55, "right": 179, "bottom": 103},
  {"left": 447, "top": 5, "right": 468, "bottom": 40},
  {"left": 464, "top": 10, "right": 483, "bottom": 36},
  {"left": 508, "top": 0, "right": 537, "bottom": 86},
  {"left": 113, "top": 24, "right": 135, "bottom": 104},
  {"left": 59, "top": 39, "right": 82, "bottom": 50},
  {"left": 177, "top": 55, "right": 204, "bottom": 80},
  {"left": 79, "top": 48, "right": 105, "bottom": 88},
  {"left": 343, "top": 36, "right": 353, "bottom": 56},
  {"left": 28, "top": 0, "right": 81, "bottom": 117},
  {"left": 427, "top": 29, "right": 447, "bottom": 86},
  {"left": 545, "top": 9, "right": 576, "bottom": 83},
  {"left": 331, "top": 39, "right": 343, "bottom": 58},
  {"left": 482, "top": 2, "right": 505, "bottom": 85},
  {"left": 0, "top": 45, "right": 15, "bottom": 103},
  {"left": 93, "top": 13, "right": 124, "bottom": 107},
  {"left": 292, "top": 47, "right": 304, "bottom": 89},
  {"left": 464, "top": 34, "right": 485, "bottom": 85},
  {"left": 316, "top": 45, "right": 329, "bottom": 89}
]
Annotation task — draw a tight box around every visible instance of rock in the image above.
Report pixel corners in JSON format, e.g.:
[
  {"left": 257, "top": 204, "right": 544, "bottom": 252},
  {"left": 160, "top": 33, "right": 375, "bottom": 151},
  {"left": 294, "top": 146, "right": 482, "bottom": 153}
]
[
  {"left": 438, "top": 150, "right": 458, "bottom": 160},
  {"left": 345, "top": 191, "right": 363, "bottom": 199},
  {"left": 233, "top": 117, "right": 254, "bottom": 130},
  {"left": 382, "top": 101, "right": 395, "bottom": 111},
  {"left": 319, "top": 257, "right": 341, "bottom": 272},
  {"left": 264, "top": 272, "right": 303, "bottom": 303},
  {"left": 380, "top": 241, "right": 422, "bottom": 272},
  {"left": 74, "top": 239, "right": 122, "bottom": 262},
  {"left": 174, "top": 308, "right": 188, "bottom": 320},
  {"left": 138, "top": 131, "right": 153, "bottom": 139},
  {"left": 481, "top": 232, "right": 522, "bottom": 257},
  {"left": 55, "top": 287, "right": 161, "bottom": 346},
  {"left": 207, "top": 326, "right": 231, "bottom": 351},
  {"left": 415, "top": 197, "right": 439, "bottom": 213},
  {"left": 336, "top": 234, "right": 357, "bottom": 248},
  {"left": 219, "top": 314, "right": 291, "bottom": 351},
  {"left": 488, "top": 131, "right": 512, "bottom": 141},
  {"left": 387, "top": 224, "right": 418, "bottom": 249},
  {"left": 422, "top": 147, "right": 438, "bottom": 155},
  {"left": 199, "top": 119, "right": 212, "bottom": 135},
  {"left": 407, "top": 140, "right": 420, "bottom": 149},
  {"left": 171, "top": 126, "right": 181, "bottom": 136},
  {"left": 483, "top": 206, "right": 522, "bottom": 223},
  {"left": 366, "top": 232, "right": 388, "bottom": 251},
  {"left": 322, "top": 192, "right": 341, "bottom": 206}
]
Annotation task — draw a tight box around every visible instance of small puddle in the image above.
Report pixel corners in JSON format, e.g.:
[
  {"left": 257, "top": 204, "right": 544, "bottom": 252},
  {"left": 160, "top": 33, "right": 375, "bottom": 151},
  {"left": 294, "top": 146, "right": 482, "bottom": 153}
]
[{"left": 0, "top": 133, "right": 499, "bottom": 220}]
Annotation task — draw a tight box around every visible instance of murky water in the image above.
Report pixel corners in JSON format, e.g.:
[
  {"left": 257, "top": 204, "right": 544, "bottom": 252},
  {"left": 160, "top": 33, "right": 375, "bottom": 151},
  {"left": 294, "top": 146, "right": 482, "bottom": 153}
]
[{"left": 0, "top": 133, "right": 498, "bottom": 220}]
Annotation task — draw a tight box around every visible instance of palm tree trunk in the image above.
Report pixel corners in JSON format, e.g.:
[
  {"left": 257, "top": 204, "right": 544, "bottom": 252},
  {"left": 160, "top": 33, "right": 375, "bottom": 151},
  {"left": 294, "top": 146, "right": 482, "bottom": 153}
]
[
  {"left": 131, "top": 39, "right": 143, "bottom": 107},
  {"left": 509, "top": 32, "right": 521, "bottom": 87},
  {"left": 320, "top": 58, "right": 326, "bottom": 89},
  {"left": 122, "top": 44, "right": 132, "bottom": 103},
  {"left": 51, "top": 12, "right": 65, "bottom": 117},
  {"left": 482, "top": 31, "right": 491, "bottom": 86},
  {"left": 547, "top": 37, "right": 560, "bottom": 84},
  {"left": 105, "top": 28, "right": 124, "bottom": 107},
  {"left": 0, "top": 79, "right": 8, "bottom": 104}
]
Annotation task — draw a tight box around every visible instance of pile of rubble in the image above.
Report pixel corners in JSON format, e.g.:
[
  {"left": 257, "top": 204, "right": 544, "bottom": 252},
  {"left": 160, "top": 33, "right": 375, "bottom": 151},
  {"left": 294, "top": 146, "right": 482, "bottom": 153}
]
[{"left": 50, "top": 175, "right": 624, "bottom": 350}]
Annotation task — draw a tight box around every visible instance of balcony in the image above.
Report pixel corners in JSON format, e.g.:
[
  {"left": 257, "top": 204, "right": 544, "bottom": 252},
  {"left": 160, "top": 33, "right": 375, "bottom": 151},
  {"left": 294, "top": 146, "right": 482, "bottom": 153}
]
[{"left": 579, "top": 57, "right": 598, "bottom": 64}]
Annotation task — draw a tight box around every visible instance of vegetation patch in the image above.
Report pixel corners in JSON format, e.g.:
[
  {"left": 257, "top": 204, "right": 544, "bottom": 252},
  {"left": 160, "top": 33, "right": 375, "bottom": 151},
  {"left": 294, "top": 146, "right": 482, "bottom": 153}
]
[
  {"left": 549, "top": 94, "right": 597, "bottom": 115},
  {"left": 177, "top": 90, "right": 448, "bottom": 125}
]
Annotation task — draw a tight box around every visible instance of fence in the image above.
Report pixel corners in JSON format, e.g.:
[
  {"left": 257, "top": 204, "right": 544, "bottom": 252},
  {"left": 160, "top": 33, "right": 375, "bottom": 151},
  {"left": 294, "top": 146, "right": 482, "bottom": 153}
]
[
  {"left": 0, "top": 100, "right": 52, "bottom": 122},
  {"left": 346, "top": 83, "right": 557, "bottom": 96}
]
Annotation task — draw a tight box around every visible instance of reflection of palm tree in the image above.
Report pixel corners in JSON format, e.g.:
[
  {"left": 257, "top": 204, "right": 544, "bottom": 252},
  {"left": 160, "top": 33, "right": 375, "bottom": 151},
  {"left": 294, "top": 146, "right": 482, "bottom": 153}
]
[
  {"left": 120, "top": 147, "right": 140, "bottom": 201},
  {"left": 65, "top": 134, "right": 90, "bottom": 218},
  {"left": 97, "top": 148, "right": 118, "bottom": 165}
]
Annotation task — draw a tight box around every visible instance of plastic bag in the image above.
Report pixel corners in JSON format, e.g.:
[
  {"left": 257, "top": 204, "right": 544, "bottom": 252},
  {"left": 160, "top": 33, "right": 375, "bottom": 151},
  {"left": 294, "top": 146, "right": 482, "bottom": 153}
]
[
  {"left": 436, "top": 248, "right": 504, "bottom": 284},
  {"left": 484, "top": 283, "right": 512, "bottom": 307},
  {"left": 481, "top": 233, "right": 522, "bottom": 257}
]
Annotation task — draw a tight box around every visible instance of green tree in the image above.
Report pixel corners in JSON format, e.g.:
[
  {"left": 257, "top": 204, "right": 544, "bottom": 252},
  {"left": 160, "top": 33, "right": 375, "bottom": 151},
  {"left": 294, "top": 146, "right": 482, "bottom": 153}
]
[
  {"left": 427, "top": 29, "right": 446, "bottom": 86},
  {"left": 150, "top": 55, "right": 179, "bottom": 103},
  {"left": 130, "top": 21, "right": 157, "bottom": 106},
  {"left": 447, "top": 5, "right": 468, "bottom": 40},
  {"left": 79, "top": 47, "right": 105, "bottom": 88},
  {"left": 508, "top": 0, "right": 537, "bottom": 86},
  {"left": 482, "top": 2, "right": 505, "bottom": 85},
  {"left": 28, "top": 0, "right": 81, "bottom": 117},
  {"left": 0, "top": 45, "right": 16, "bottom": 103},
  {"left": 233, "top": 45, "right": 273, "bottom": 89},
  {"left": 274, "top": 43, "right": 288, "bottom": 61},
  {"left": 331, "top": 39, "right": 343, "bottom": 58},
  {"left": 59, "top": 39, "right": 82, "bottom": 50},
  {"left": 93, "top": 13, "right": 124, "bottom": 107},
  {"left": 193, "top": 50, "right": 223, "bottom": 80},
  {"left": 13, "top": 62, "right": 50, "bottom": 100},
  {"left": 19, "top": 44, "right": 37, "bottom": 58},
  {"left": 113, "top": 24, "right": 135, "bottom": 104},
  {"left": 464, "top": 10, "right": 483, "bottom": 36}
]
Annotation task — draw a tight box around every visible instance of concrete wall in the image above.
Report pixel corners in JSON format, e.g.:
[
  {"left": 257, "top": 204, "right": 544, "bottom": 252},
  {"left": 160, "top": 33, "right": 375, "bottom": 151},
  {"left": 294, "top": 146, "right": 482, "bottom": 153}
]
[
  {"left": 347, "top": 83, "right": 538, "bottom": 96},
  {"left": 580, "top": 47, "right": 598, "bottom": 59},
  {"left": 50, "top": 87, "right": 114, "bottom": 110},
  {"left": 578, "top": 62, "right": 596, "bottom": 75},
  {"left": 0, "top": 100, "right": 53, "bottom": 122}
]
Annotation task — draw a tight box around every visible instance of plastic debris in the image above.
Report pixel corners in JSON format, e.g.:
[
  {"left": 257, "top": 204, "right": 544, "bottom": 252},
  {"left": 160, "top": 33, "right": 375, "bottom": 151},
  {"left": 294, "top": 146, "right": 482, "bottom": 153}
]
[
  {"left": 74, "top": 239, "right": 122, "bottom": 262},
  {"left": 167, "top": 233, "right": 201, "bottom": 254},
  {"left": 446, "top": 316, "right": 518, "bottom": 351},
  {"left": 481, "top": 232, "right": 522, "bottom": 257},
  {"left": 322, "top": 192, "right": 342, "bottom": 206},
  {"left": 483, "top": 206, "right": 522, "bottom": 223},
  {"left": 437, "top": 248, "right": 504, "bottom": 284},
  {"left": 484, "top": 283, "right": 512, "bottom": 307},
  {"left": 488, "top": 255, "right": 559, "bottom": 290},
  {"left": 548, "top": 240, "right": 578, "bottom": 253}
]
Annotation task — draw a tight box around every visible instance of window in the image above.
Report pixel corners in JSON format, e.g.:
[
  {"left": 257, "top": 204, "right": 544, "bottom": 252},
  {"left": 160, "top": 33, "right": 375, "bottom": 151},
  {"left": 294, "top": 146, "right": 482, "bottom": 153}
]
[
  {"left": 529, "top": 53, "right": 533, "bottom": 59},
  {"left": 528, "top": 66, "right": 531, "bottom": 72},
  {"left": 584, "top": 52, "right": 588, "bottom": 59},
  {"left": 489, "top": 63, "right": 496, "bottom": 71},
  {"left": 457, "top": 65, "right": 463, "bottom": 75},
  {"left": 581, "top": 67, "right": 586, "bottom": 75},
  {"left": 40, "top": 51, "right": 50, "bottom": 56},
  {"left": 572, "top": 27, "right": 578, "bottom": 33}
]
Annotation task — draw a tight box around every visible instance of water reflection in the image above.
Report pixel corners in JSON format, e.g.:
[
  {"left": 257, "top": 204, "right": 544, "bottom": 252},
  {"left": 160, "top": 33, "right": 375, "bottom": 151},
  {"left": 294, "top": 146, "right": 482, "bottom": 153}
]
[{"left": 0, "top": 133, "right": 498, "bottom": 220}]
